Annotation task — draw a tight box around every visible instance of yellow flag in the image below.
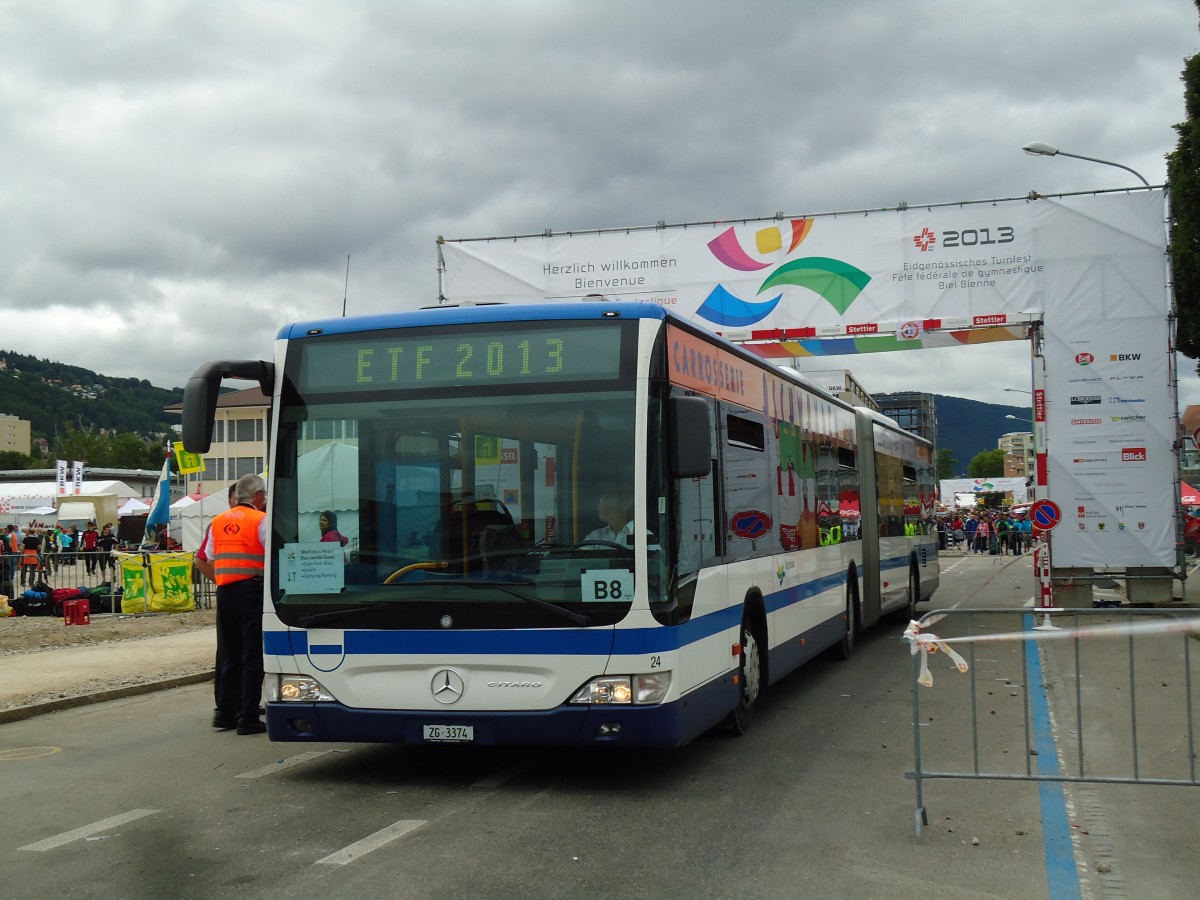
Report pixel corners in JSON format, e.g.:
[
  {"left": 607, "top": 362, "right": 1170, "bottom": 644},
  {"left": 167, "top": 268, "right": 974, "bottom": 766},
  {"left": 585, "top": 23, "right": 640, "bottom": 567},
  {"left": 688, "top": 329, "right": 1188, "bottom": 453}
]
[{"left": 173, "top": 442, "right": 206, "bottom": 474}]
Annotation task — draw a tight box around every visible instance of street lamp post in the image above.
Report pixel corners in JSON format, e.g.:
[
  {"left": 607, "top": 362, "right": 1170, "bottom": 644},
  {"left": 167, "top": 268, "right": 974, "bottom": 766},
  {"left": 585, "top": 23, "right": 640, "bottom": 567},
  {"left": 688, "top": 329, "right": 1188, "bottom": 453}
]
[{"left": 1022, "top": 141, "right": 1150, "bottom": 187}]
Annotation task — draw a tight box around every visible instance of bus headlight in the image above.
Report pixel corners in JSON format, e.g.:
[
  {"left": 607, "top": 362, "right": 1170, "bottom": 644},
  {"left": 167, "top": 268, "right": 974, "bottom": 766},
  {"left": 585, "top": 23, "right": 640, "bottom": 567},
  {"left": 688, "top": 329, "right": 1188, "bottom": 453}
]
[
  {"left": 265, "top": 674, "right": 336, "bottom": 703},
  {"left": 569, "top": 672, "right": 671, "bottom": 705}
]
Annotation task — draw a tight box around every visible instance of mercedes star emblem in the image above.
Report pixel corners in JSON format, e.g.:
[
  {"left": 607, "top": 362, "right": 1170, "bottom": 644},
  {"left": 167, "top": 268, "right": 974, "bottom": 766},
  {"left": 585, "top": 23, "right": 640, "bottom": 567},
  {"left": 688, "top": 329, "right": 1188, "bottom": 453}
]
[{"left": 431, "top": 668, "right": 465, "bottom": 705}]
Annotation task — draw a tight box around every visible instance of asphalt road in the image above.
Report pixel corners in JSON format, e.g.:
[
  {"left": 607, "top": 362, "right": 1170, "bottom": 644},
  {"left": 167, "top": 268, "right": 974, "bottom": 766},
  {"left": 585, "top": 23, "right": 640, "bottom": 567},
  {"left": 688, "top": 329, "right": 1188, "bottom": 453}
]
[{"left": 0, "top": 550, "right": 1194, "bottom": 899}]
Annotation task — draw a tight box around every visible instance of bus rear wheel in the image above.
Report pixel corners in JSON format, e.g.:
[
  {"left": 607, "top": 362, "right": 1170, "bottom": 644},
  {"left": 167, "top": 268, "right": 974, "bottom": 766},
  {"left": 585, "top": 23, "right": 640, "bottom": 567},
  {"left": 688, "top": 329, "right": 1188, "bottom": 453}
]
[{"left": 727, "top": 612, "right": 762, "bottom": 735}]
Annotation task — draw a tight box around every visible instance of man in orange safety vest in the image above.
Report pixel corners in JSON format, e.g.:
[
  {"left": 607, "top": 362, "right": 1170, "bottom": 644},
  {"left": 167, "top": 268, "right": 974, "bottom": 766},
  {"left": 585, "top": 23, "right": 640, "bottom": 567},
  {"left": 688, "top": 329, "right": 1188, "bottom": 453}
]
[{"left": 202, "top": 473, "right": 269, "bottom": 735}]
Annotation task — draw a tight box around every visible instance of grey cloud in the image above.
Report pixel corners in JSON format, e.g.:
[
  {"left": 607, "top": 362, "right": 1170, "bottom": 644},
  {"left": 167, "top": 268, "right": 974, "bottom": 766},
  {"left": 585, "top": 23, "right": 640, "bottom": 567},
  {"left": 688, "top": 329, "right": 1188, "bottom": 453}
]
[{"left": 0, "top": 0, "right": 1194, "bottom": 400}]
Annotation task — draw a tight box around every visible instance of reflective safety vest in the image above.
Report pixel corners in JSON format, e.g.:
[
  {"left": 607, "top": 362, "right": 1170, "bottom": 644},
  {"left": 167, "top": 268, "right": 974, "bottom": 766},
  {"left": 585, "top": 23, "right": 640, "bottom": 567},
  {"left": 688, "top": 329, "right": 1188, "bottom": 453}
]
[{"left": 211, "top": 505, "right": 267, "bottom": 586}]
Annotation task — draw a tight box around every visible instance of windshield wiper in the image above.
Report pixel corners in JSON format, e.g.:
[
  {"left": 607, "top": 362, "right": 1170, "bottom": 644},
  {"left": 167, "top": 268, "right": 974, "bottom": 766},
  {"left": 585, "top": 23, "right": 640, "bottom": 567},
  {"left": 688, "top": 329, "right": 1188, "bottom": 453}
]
[
  {"left": 464, "top": 581, "right": 590, "bottom": 626},
  {"left": 296, "top": 605, "right": 378, "bottom": 628},
  {"left": 296, "top": 585, "right": 589, "bottom": 627}
]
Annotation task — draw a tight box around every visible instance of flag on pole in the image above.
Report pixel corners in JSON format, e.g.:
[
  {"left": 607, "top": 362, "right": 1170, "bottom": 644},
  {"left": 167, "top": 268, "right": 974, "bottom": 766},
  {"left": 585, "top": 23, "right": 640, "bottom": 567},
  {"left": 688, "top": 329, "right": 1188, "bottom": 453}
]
[
  {"left": 56, "top": 460, "right": 68, "bottom": 496},
  {"left": 145, "top": 451, "right": 174, "bottom": 528},
  {"left": 172, "top": 441, "right": 206, "bottom": 475},
  {"left": 72, "top": 460, "right": 84, "bottom": 494}
]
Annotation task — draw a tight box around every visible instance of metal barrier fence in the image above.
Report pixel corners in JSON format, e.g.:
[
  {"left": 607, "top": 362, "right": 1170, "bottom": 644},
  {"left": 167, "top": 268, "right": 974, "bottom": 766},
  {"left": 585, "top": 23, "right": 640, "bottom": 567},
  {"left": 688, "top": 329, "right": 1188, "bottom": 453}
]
[
  {"left": 1, "top": 549, "right": 118, "bottom": 593},
  {"left": 906, "top": 606, "right": 1200, "bottom": 837},
  {"left": 1, "top": 550, "right": 214, "bottom": 611}
]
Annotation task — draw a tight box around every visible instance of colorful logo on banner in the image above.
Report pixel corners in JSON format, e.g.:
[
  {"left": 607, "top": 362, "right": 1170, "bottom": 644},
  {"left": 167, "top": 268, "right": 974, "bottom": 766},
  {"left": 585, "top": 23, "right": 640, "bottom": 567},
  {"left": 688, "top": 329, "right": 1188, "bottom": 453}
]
[{"left": 694, "top": 219, "right": 872, "bottom": 327}]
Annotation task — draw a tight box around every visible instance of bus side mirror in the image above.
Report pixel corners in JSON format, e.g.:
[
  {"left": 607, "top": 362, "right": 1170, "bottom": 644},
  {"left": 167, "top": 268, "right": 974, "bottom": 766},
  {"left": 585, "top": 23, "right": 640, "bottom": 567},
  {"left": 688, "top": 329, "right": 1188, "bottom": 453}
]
[
  {"left": 668, "top": 396, "right": 711, "bottom": 478},
  {"left": 182, "top": 359, "right": 275, "bottom": 454}
]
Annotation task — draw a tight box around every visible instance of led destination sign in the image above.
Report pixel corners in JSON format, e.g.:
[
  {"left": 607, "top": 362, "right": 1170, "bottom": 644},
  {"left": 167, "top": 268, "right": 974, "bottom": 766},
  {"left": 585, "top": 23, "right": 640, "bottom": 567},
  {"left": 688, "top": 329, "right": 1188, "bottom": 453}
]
[{"left": 298, "top": 324, "right": 624, "bottom": 392}]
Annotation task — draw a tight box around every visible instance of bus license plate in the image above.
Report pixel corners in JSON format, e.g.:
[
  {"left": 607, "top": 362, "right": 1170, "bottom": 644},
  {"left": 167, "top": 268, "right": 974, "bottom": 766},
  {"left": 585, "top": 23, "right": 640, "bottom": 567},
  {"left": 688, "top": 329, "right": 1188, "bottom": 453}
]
[{"left": 422, "top": 724, "right": 474, "bottom": 742}]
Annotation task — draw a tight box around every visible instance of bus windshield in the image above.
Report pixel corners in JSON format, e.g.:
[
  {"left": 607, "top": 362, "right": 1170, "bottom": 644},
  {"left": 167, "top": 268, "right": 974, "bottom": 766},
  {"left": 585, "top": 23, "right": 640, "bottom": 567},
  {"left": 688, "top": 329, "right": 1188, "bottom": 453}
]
[{"left": 269, "top": 320, "right": 640, "bottom": 630}]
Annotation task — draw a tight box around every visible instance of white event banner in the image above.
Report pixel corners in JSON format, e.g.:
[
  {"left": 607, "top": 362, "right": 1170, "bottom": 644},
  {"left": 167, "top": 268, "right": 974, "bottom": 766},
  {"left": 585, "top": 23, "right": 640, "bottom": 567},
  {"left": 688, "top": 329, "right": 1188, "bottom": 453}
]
[
  {"left": 939, "top": 478, "right": 1030, "bottom": 505},
  {"left": 442, "top": 190, "right": 1174, "bottom": 568}
]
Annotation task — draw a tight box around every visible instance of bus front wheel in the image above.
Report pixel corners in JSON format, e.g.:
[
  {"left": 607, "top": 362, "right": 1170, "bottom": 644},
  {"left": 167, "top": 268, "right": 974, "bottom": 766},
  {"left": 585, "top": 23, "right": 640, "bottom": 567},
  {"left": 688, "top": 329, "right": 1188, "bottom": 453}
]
[
  {"left": 904, "top": 568, "right": 920, "bottom": 622},
  {"left": 836, "top": 581, "right": 857, "bottom": 660},
  {"left": 727, "top": 611, "right": 762, "bottom": 735}
]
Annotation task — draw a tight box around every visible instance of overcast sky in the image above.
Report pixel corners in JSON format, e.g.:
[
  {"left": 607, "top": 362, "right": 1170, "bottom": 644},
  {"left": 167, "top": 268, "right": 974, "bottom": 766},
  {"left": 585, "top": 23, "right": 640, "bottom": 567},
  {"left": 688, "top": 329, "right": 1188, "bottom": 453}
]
[{"left": 2, "top": 1, "right": 1197, "bottom": 410}]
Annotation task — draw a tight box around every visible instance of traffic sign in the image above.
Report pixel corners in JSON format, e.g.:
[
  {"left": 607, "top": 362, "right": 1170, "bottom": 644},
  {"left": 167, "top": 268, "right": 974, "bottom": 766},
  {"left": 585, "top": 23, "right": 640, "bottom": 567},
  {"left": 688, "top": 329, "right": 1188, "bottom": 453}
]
[{"left": 1029, "top": 499, "right": 1062, "bottom": 531}]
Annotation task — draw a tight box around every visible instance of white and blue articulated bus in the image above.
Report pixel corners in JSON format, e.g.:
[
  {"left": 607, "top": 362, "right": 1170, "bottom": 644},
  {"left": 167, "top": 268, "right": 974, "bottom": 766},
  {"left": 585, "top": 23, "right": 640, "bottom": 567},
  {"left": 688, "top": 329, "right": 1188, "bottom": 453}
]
[{"left": 182, "top": 301, "right": 938, "bottom": 747}]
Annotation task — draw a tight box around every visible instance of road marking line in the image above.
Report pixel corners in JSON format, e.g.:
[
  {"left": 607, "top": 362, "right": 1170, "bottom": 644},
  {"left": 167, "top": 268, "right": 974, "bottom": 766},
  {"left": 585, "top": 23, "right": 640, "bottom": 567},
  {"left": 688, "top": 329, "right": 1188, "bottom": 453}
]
[
  {"left": 1024, "top": 614, "right": 1083, "bottom": 900},
  {"left": 315, "top": 819, "right": 427, "bottom": 866},
  {"left": 19, "top": 809, "right": 160, "bottom": 852},
  {"left": 237, "top": 749, "right": 346, "bottom": 779},
  {"left": 0, "top": 746, "right": 61, "bottom": 761}
]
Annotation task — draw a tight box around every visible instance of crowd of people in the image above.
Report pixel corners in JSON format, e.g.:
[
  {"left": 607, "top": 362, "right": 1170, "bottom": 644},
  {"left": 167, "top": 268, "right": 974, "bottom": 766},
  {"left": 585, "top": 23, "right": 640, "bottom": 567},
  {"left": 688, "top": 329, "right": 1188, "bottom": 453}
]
[
  {"left": 937, "top": 510, "right": 1034, "bottom": 556},
  {"left": 2, "top": 521, "right": 120, "bottom": 587}
]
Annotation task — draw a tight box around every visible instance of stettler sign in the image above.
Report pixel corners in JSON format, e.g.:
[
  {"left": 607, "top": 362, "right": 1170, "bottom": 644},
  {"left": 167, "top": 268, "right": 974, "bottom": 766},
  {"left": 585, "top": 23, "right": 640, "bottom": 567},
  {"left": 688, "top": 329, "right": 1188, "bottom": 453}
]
[{"left": 440, "top": 189, "right": 1176, "bottom": 569}]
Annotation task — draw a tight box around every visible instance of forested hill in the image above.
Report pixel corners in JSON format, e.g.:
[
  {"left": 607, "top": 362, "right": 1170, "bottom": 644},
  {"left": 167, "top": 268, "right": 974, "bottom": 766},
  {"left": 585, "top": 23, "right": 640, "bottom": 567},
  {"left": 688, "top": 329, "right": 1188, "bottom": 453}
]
[
  {"left": 0, "top": 351, "right": 183, "bottom": 439},
  {"left": 935, "top": 394, "right": 1029, "bottom": 474}
]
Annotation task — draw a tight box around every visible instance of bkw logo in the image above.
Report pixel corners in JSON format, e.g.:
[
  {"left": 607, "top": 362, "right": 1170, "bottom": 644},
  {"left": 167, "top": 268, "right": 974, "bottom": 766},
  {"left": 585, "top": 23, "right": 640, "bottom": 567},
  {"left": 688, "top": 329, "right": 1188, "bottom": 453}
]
[{"left": 1110, "top": 353, "right": 1141, "bottom": 362}]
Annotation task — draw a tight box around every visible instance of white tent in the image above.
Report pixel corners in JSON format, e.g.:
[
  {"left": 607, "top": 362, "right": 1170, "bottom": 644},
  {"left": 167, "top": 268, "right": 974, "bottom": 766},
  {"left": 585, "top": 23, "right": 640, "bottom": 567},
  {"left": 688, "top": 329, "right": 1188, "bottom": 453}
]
[
  {"left": 0, "top": 480, "right": 142, "bottom": 515},
  {"left": 172, "top": 445, "right": 359, "bottom": 551},
  {"left": 296, "top": 442, "right": 359, "bottom": 544},
  {"left": 174, "top": 489, "right": 233, "bottom": 552},
  {"left": 170, "top": 495, "right": 198, "bottom": 509},
  {"left": 118, "top": 497, "right": 150, "bottom": 515},
  {"left": 14, "top": 505, "right": 57, "bottom": 524}
]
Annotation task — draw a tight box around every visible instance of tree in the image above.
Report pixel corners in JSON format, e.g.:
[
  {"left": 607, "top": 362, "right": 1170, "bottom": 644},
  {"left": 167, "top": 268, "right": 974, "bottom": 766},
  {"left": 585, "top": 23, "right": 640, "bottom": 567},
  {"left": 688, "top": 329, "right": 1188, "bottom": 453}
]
[
  {"left": 936, "top": 447, "right": 957, "bottom": 479},
  {"left": 49, "top": 424, "right": 166, "bottom": 469},
  {"left": 0, "top": 451, "right": 33, "bottom": 469},
  {"left": 51, "top": 422, "right": 106, "bottom": 466},
  {"left": 967, "top": 448, "right": 1005, "bottom": 478},
  {"left": 1169, "top": 3, "right": 1200, "bottom": 366}
]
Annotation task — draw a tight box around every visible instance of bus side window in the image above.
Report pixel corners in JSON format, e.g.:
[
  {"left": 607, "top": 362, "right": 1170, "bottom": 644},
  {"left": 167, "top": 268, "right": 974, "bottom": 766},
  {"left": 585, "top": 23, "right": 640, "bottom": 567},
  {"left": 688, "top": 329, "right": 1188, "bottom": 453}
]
[{"left": 722, "top": 407, "right": 779, "bottom": 561}]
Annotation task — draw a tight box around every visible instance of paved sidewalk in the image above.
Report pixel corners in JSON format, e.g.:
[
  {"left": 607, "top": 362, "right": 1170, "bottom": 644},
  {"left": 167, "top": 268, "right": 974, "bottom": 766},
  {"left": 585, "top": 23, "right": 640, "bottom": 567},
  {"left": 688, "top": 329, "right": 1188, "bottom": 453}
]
[{"left": 0, "top": 628, "right": 215, "bottom": 724}]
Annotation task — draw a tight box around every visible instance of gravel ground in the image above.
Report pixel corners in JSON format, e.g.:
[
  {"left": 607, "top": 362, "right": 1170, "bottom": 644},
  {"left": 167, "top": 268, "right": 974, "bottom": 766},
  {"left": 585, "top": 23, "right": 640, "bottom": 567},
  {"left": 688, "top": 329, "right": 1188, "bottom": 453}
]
[
  {"left": 0, "top": 606, "right": 217, "bottom": 654},
  {"left": 0, "top": 606, "right": 219, "bottom": 716}
]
